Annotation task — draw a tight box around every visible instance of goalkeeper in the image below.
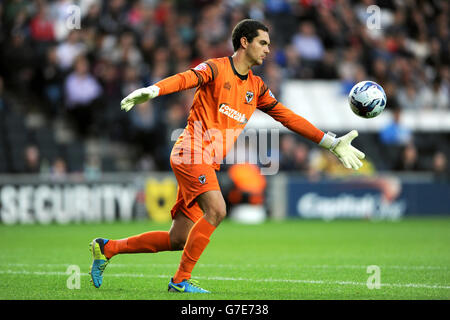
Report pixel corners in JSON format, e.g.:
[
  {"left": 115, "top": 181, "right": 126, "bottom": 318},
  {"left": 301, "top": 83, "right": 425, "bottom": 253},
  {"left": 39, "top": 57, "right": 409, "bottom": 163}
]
[{"left": 89, "top": 19, "right": 365, "bottom": 293}]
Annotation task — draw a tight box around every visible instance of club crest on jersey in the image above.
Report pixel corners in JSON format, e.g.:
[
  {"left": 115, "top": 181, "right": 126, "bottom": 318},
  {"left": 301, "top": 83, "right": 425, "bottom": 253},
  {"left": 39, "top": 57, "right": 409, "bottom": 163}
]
[
  {"left": 245, "top": 91, "right": 254, "bottom": 104},
  {"left": 198, "top": 174, "right": 206, "bottom": 184}
]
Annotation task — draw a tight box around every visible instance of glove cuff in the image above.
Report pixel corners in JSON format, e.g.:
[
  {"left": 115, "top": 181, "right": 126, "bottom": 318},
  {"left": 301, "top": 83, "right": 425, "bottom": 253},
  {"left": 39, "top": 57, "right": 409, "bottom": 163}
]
[
  {"left": 319, "top": 131, "right": 339, "bottom": 150},
  {"left": 146, "top": 85, "right": 160, "bottom": 98}
]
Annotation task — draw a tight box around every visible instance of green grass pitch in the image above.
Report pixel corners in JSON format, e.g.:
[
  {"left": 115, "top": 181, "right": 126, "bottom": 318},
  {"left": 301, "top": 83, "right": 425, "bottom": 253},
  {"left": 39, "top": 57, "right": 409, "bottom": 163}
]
[{"left": 0, "top": 217, "right": 449, "bottom": 300}]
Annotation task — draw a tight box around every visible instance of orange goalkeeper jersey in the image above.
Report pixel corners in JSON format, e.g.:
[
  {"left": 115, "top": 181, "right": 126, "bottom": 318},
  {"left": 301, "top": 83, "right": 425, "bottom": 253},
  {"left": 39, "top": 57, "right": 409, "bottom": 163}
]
[{"left": 155, "top": 56, "right": 325, "bottom": 170}]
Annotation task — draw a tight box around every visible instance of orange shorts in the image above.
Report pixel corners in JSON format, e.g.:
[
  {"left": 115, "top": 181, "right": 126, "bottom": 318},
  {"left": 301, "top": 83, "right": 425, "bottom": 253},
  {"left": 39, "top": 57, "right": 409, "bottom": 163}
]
[{"left": 169, "top": 157, "right": 221, "bottom": 223}]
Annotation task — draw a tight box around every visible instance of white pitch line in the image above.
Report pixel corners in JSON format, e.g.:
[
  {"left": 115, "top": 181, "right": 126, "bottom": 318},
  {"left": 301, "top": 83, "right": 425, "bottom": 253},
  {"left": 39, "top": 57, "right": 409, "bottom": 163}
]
[
  {"left": 0, "top": 269, "right": 449, "bottom": 290},
  {"left": 2, "top": 263, "right": 448, "bottom": 270}
]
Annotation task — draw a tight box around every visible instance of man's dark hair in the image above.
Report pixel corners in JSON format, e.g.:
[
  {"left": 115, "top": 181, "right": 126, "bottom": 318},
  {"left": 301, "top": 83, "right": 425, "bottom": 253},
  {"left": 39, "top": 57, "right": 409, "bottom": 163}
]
[{"left": 231, "top": 19, "right": 269, "bottom": 52}]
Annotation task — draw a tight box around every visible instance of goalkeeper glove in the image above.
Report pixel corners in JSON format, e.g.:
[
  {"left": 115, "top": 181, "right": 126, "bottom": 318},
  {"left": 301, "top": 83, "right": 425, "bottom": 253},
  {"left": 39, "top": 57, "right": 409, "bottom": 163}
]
[
  {"left": 120, "top": 85, "right": 160, "bottom": 112},
  {"left": 319, "top": 130, "right": 365, "bottom": 170}
]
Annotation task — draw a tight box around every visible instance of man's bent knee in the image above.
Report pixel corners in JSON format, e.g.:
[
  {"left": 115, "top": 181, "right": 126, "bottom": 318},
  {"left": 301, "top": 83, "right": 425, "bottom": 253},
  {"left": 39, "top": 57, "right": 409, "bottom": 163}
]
[
  {"left": 169, "top": 211, "right": 194, "bottom": 250},
  {"left": 169, "top": 230, "right": 187, "bottom": 250},
  {"left": 203, "top": 205, "right": 226, "bottom": 226},
  {"left": 197, "top": 190, "right": 227, "bottom": 227}
]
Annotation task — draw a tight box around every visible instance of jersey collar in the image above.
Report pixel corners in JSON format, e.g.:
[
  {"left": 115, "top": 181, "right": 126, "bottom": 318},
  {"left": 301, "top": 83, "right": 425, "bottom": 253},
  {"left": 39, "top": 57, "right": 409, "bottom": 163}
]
[{"left": 228, "top": 56, "right": 248, "bottom": 81}]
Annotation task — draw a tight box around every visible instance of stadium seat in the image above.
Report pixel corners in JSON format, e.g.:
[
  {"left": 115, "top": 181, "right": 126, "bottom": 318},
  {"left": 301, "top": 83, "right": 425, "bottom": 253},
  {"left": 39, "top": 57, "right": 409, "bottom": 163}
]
[{"left": 63, "top": 142, "right": 86, "bottom": 172}]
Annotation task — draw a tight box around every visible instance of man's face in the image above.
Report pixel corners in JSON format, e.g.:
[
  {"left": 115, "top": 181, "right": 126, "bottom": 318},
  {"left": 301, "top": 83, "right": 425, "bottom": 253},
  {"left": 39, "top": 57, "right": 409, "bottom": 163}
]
[{"left": 245, "top": 30, "right": 270, "bottom": 66}]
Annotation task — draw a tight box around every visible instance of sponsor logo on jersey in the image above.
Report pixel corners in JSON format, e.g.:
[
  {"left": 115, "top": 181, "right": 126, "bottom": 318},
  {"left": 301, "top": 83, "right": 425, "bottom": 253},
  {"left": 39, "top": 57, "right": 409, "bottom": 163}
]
[
  {"left": 194, "top": 63, "right": 208, "bottom": 72},
  {"left": 219, "top": 103, "right": 248, "bottom": 124}
]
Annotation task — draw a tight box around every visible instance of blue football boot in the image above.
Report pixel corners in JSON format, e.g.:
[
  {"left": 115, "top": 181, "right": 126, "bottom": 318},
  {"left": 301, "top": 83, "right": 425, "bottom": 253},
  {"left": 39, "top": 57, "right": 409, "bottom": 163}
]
[
  {"left": 168, "top": 278, "right": 210, "bottom": 293},
  {"left": 89, "top": 238, "right": 110, "bottom": 288}
]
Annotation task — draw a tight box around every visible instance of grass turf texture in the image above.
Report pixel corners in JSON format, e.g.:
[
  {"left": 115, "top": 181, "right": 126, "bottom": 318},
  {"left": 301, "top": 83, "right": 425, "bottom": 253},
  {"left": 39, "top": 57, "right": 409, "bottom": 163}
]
[{"left": 0, "top": 217, "right": 449, "bottom": 300}]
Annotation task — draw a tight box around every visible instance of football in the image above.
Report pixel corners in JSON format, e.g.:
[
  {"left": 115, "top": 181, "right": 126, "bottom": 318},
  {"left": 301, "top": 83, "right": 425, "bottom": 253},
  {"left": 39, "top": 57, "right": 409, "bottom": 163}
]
[{"left": 348, "top": 81, "right": 387, "bottom": 118}]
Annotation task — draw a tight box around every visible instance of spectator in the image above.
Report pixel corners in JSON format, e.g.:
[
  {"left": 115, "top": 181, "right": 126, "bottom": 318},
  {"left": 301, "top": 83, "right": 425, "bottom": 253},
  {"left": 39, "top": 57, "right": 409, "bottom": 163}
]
[
  {"left": 50, "top": 157, "right": 67, "bottom": 181},
  {"left": 425, "top": 37, "right": 447, "bottom": 70},
  {"left": 338, "top": 49, "right": 362, "bottom": 93},
  {"left": 396, "top": 83, "right": 422, "bottom": 110},
  {"left": 97, "top": 60, "right": 125, "bottom": 139},
  {"left": 281, "top": 44, "right": 304, "bottom": 79},
  {"left": 82, "top": 2, "right": 102, "bottom": 29},
  {"left": 292, "top": 142, "right": 310, "bottom": 172},
  {"left": 292, "top": 21, "right": 324, "bottom": 64},
  {"left": 418, "top": 76, "right": 449, "bottom": 110},
  {"left": 128, "top": 100, "right": 160, "bottom": 155},
  {"left": 9, "top": 6, "right": 29, "bottom": 37},
  {"left": 372, "top": 57, "right": 390, "bottom": 85},
  {"left": 278, "top": 134, "right": 296, "bottom": 171},
  {"left": 379, "top": 108, "right": 412, "bottom": 146},
  {"left": 84, "top": 154, "right": 102, "bottom": 180},
  {"left": 121, "top": 64, "right": 144, "bottom": 102},
  {"left": 164, "top": 101, "right": 188, "bottom": 145},
  {"left": 48, "top": 0, "right": 76, "bottom": 41},
  {"left": 394, "top": 143, "right": 422, "bottom": 172},
  {"left": 315, "top": 50, "right": 338, "bottom": 79},
  {"left": 262, "top": 61, "right": 282, "bottom": 98},
  {"left": 24, "top": 145, "right": 41, "bottom": 174},
  {"left": 40, "top": 46, "right": 65, "bottom": 116},
  {"left": 2, "top": 31, "right": 35, "bottom": 92},
  {"left": 154, "top": 100, "right": 188, "bottom": 169},
  {"left": 29, "top": 4, "right": 55, "bottom": 43},
  {"left": 64, "top": 55, "right": 102, "bottom": 136},
  {"left": 99, "top": 0, "right": 127, "bottom": 34},
  {"left": 110, "top": 31, "right": 143, "bottom": 67},
  {"left": 431, "top": 151, "right": 449, "bottom": 182},
  {"left": 126, "top": 0, "right": 147, "bottom": 30},
  {"left": 3, "top": 0, "right": 28, "bottom": 28},
  {"left": 56, "top": 30, "right": 86, "bottom": 71}
]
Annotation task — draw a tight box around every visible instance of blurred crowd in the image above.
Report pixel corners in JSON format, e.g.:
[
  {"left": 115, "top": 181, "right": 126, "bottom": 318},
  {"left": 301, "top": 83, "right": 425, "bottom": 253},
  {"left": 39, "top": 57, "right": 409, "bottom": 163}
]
[{"left": 0, "top": 0, "right": 448, "bottom": 180}]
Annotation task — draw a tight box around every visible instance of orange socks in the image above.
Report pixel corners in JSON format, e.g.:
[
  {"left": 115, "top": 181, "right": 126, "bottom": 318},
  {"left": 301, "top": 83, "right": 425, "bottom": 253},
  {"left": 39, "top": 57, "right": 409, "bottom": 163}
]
[
  {"left": 104, "top": 231, "right": 171, "bottom": 259},
  {"left": 102, "top": 217, "right": 216, "bottom": 284},
  {"left": 173, "top": 217, "right": 216, "bottom": 283}
]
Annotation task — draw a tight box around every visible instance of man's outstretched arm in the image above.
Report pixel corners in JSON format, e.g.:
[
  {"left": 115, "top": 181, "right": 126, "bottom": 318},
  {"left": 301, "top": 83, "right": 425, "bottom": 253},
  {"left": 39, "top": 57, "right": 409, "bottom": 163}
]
[
  {"left": 120, "top": 60, "right": 216, "bottom": 112},
  {"left": 262, "top": 102, "right": 365, "bottom": 170},
  {"left": 120, "top": 70, "right": 200, "bottom": 112}
]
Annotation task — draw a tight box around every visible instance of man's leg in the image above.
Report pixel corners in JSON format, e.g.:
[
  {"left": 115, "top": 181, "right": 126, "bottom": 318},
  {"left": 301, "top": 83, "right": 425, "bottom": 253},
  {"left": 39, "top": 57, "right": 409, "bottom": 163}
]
[
  {"left": 102, "top": 209, "right": 196, "bottom": 259},
  {"left": 171, "top": 190, "right": 226, "bottom": 284},
  {"left": 89, "top": 204, "right": 193, "bottom": 289},
  {"left": 103, "top": 231, "right": 172, "bottom": 259},
  {"left": 89, "top": 211, "right": 194, "bottom": 288},
  {"left": 169, "top": 210, "right": 195, "bottom": 250}
]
